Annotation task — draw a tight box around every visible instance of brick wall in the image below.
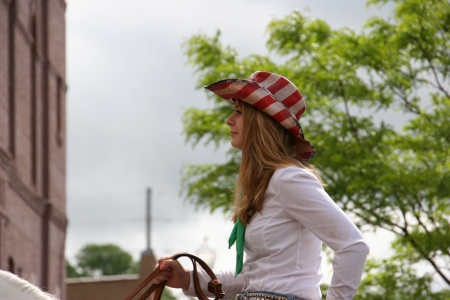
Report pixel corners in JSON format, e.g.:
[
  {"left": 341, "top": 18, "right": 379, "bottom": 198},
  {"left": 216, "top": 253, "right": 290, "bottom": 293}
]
[
  {"left": 0, "top": 0, "right": 67, "bottom": 298},
  {"left": 67, "top": 276, "right": 144, "bottom": 300}
]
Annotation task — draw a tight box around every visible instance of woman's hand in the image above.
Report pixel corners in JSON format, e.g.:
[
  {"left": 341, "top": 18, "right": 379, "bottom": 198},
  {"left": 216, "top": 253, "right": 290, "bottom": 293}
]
[{"left": 152, "top": 255, "right": 190, "bottom": 291}]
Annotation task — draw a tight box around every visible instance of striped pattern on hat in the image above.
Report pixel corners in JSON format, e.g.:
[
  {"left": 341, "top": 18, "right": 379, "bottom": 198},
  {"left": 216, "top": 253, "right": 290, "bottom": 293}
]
[{"left": 205, "top": 71, "right": 315, "bottom": 160}]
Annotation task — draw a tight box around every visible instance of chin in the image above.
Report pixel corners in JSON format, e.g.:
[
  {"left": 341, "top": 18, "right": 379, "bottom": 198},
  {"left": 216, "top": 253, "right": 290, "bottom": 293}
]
[{"left": 231, "top": 141, "right": 242, "bottom": 150}]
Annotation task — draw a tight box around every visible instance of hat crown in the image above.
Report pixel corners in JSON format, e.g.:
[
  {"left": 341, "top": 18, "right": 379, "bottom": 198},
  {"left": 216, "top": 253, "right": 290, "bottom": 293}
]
[{"left": 248, "top": 71, "right": 306, "bottom": 121}]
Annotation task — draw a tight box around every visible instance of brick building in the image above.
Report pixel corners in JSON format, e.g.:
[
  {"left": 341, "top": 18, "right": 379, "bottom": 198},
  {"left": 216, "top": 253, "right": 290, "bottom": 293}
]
[{"left": 0, "top": 0, "right": 67, "bottom": 298}]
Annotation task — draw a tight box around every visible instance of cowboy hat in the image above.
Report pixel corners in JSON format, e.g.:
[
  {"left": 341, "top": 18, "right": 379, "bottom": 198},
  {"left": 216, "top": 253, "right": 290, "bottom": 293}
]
[{"left": 204, "top": 71, "right": 315, "bottom": 160}]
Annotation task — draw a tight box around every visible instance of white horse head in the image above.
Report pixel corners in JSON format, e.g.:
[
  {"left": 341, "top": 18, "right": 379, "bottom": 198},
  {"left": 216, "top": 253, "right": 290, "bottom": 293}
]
[{"left": 0, "top": 270, "right": 58, "bottom": 300}]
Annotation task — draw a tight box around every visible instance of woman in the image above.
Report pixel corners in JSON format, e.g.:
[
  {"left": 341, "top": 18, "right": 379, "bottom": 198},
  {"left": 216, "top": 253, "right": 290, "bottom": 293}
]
[{"left": 153, "top": 71, "right": 370, "bottom": 300}]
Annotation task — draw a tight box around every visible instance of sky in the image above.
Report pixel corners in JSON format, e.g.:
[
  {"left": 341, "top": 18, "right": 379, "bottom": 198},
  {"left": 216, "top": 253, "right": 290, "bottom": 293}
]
[{"left": 65, "top": 0, "right": 397, "bottom": 292}]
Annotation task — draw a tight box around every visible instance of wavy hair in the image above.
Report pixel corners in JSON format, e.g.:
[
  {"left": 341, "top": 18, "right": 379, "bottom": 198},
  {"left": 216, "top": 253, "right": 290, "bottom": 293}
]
[{"left": 232, "top": 100, "right": 325, "bottom": 225}]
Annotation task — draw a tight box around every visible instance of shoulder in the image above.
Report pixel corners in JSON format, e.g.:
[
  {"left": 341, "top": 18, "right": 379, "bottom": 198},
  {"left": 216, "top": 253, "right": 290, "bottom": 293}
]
[{"left": 272, "top": 165, "right": 321, "bottom": 185}]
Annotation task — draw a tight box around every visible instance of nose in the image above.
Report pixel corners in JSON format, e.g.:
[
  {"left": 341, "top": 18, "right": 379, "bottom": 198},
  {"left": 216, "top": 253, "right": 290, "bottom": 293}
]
[{"left": 226, "top": 113, "right": 234, "bottom": 127}]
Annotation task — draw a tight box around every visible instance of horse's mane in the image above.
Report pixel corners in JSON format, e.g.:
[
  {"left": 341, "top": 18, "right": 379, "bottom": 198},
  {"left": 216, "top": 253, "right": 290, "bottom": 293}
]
[{"left": 0, "top": 270, "right": 58, "bottom": 300}]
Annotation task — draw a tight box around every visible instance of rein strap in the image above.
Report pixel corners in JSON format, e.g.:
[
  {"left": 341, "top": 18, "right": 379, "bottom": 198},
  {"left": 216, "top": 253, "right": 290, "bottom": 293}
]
[{"left": 125, "top": 252, "right": 225, "bottom": 300}]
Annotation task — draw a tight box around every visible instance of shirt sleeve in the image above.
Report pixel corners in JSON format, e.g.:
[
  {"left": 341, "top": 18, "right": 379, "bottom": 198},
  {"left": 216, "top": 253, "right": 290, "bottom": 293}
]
[
  {"left": 183, "top": 268, "right": 245, "bottom": 300},
  {"left": 277, "top": 167, "right": 370, "bottom": 300}
]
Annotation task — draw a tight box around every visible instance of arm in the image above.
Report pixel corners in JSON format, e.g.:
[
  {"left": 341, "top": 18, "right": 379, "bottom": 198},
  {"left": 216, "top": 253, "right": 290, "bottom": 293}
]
[{"left": 278, "top": 168, "right": 370, "bottom": 300}]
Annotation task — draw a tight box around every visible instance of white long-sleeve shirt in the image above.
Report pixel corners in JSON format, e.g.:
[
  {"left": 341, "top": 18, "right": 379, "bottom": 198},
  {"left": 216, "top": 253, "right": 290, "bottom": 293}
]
[{"left": 184, "top": 166, "right": 370, "bottom": 300}]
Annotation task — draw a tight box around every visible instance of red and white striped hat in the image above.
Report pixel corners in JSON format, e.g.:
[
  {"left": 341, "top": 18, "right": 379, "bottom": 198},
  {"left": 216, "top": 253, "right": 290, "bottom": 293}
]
[{"left": 205, "top": 71, "right": 315, "bottom": 160}]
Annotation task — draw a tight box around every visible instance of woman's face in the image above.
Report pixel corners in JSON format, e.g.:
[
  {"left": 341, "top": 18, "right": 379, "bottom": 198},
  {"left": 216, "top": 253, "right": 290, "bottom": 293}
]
[{"left": 226, "top": 100, "right": 244, "bottom": 150}]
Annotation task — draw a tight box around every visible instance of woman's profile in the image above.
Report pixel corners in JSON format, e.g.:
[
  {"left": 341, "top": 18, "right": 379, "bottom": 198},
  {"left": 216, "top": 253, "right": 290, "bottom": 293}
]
[{"left": 153, "top": 71, "right": 370, "bottom": 300}]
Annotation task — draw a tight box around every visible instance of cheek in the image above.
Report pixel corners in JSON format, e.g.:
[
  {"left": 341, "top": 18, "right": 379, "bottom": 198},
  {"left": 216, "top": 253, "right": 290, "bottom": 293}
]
[{"left": 237, "top": 117, "right": 244, "bottom": 131}]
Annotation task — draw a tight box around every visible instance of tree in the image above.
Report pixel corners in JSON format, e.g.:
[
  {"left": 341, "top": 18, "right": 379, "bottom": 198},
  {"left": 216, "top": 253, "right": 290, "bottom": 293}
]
[
  {"left": 355, "top": 257, "right": 450, "bottom": 300},
  {"left": 66, "top": 259, "right": 80, "bottom": 278},
  {"left": 75, "top": 243, "right": 139, "bottom": 277},
  {"left": 181, "top": 0, "right": 450, "bottom": 296}
]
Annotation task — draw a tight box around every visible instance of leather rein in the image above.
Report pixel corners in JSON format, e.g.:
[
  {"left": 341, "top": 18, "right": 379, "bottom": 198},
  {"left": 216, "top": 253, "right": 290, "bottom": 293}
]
[{"left": 125, "top": 253, "right": 225, "bottom": 300}]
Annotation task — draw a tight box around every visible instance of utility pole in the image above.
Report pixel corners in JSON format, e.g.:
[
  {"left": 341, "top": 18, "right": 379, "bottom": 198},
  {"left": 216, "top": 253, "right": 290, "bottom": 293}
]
[
  {"left": 141, "top": 187, "right": 155, "bottom": 278},
  {"left": 146, "top": 187, "right": 152, "bottom": 250}
]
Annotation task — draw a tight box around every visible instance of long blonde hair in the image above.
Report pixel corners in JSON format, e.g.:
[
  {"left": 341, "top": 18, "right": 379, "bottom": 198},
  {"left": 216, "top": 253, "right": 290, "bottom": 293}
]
[{"left": 232, "top": 100, "right": 325, "bottom": 225}]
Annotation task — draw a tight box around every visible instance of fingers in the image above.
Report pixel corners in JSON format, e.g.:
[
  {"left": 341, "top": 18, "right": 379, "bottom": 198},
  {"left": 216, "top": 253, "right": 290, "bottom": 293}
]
[
  {"left": 157, "top": 255, "right": 171, "bottom": 265},
  {"left": 152, "top": 256, "right": 176, "bottom": 285},
  {"left": 156, "top": 256, "right": 175, "bottom": 271},
  {"left": 151, "top": 255, "right": 191, "bottom": 289},
  {"left": 151, "top": 270, "right": 173, "bottom": 284},
  {"left": 153, "top": 256, "right": 171, "bottom": 272},
  {"left": 158, "top": 259, "right": 177, "bottom": 272}
]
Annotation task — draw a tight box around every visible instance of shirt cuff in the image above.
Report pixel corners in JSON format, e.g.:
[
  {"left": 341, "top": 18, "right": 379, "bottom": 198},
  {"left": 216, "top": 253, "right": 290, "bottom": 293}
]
[{"left": 182, "top": 270, "right": 195, "bottom": 296}]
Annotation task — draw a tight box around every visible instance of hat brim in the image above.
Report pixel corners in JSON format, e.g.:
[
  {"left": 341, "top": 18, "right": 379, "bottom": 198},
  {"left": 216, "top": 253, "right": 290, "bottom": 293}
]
[{"left": 205, "top": 78, "right": 315, "bottom": 160}]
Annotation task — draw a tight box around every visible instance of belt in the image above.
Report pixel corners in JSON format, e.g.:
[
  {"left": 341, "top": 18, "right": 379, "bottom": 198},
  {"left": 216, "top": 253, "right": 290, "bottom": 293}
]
[{"left": 238, "top": 291, "right": 306, "bottom": 300}]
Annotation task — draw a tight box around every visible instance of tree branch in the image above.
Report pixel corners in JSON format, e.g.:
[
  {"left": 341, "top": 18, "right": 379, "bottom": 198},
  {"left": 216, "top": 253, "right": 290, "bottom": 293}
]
[
  {"left": 354, "top": 198, "right": 450, "bottom": 286},
  {"left": 402, "top": 225, "right": 450, "bottom": 285},
  {"left": 413, "top": 30, "right": 450, "bottom": 99},
  {"left": 338, "top": 80, "right": 361, "bottom": 142}
]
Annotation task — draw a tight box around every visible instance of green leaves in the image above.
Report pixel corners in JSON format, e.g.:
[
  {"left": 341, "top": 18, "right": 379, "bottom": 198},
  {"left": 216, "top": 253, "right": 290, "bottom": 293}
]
[
  {"left": 66, "top": 259, "right": 80, "bottom": 278},
  {"left": 183, "top": 106, "right": 230, "bottom": 148},
  {"left": 355, "top": 257, "right": 447, "bottom": 300},
  {"left": 266, "top": 11, "right": 332, "bottom": 57},
  {"left": 75, "top": 243, "right": 138, "bottom": 277},
  {"left": 181, "top": 150, "right": 240, "bottom": 213}
]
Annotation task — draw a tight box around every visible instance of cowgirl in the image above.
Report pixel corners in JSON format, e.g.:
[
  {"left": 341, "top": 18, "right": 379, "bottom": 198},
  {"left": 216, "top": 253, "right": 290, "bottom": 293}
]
[{"left": 153, "top": 72, "right": 370, "bottom": 300}]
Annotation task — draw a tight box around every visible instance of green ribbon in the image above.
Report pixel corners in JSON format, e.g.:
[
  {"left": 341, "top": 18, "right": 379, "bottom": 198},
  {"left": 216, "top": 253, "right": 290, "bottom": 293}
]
[{"left": 228, "top": 218, "right": 246, "bottom": 276}]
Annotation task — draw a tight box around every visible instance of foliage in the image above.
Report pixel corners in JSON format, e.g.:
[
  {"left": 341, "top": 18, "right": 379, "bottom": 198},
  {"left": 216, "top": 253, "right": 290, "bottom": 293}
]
[
  {"left": 75, "top": 243, "right": 139, "bottom": 277},
  {"left": 162, "top": 289, "right": 178, "bottom": 300},
  {"left": 180, "top": 0, "right": 450, "bottom": 295},
  {"left": 355, "top": 257, "right": 450, "bottom": 300},
  {"left": 66, "top": 259, "right": 80, "bottom": 278},
  {"left": 320, "top": 283, "right": 329, "bottom": 299},
  {"left": 181, "top": 149, "right": 240, "bottom": 213}
]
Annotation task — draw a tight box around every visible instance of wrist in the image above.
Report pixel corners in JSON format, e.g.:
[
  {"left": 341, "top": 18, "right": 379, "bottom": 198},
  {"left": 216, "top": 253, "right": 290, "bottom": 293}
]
[{"left": 182, "top": 270, "right": 191, "bottom": 291}]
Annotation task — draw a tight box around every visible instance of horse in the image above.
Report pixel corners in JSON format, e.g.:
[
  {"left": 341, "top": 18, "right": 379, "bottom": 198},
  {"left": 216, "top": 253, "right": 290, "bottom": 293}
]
[{"left": 0, "top": 270, "right": 58, "bottom": 300}]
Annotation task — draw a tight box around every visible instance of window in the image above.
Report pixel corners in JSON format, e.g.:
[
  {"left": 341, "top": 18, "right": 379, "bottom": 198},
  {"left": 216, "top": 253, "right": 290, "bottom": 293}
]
[{"left": 8, "top": 257, "right": 15, "bottom": 274}]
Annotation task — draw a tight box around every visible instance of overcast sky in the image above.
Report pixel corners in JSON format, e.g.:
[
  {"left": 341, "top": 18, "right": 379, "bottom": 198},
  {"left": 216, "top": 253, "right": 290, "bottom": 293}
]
[{"left": 65, "top": 0, "right": 396, "bottom": 292}]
